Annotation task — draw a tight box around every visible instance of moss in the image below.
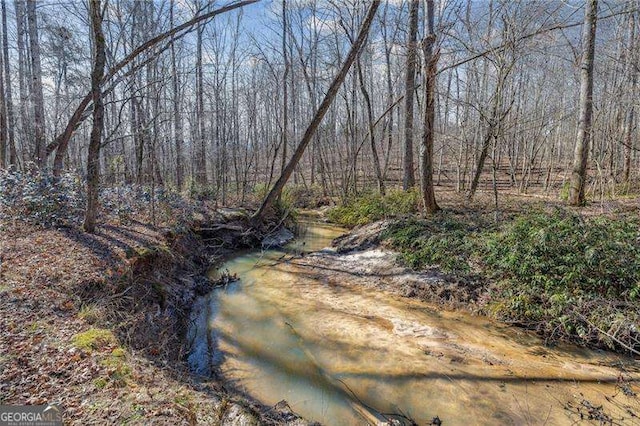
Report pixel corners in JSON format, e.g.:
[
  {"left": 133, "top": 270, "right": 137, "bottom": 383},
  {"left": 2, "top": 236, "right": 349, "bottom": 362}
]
[
  {"left": 111, "top": 347, "right": 126, "bottom": 357},
  {"left": 93, "top": 377, "right": 108, "bottom": 389},
  {"left": 71, "top": 328, "right": 117, "bottom": 352}
]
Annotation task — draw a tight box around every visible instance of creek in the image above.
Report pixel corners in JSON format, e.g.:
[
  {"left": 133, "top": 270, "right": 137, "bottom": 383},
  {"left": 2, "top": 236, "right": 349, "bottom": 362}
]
[{"left": 188, "top": 219, "right": 639, "bottom": 425}]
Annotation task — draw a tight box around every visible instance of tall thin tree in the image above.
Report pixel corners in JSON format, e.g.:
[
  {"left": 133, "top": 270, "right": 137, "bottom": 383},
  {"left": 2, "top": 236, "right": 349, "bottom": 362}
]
[
  {"left": 83, "top": 0, "right": 106, "bottom": 233},
  {"left": 569, "top": 0, "right": 598, "bottom": 206},
  {"left": 170, "top": 0, "right": 184, "bottom": 188},
  {"left": 403, "top": 0, "right": 419, "bottom": 190},
  {"left": 420, "top": 0, "right": 439, "bottom": 213},
  {"left": 3, "top": 0, "right": 16, "bottom": 166},
  {"left": 26, "top": 0, "right": 46, "bottom": 166},
  {"left": 281, "top": 0, "right": 289, "bottom": 174}
]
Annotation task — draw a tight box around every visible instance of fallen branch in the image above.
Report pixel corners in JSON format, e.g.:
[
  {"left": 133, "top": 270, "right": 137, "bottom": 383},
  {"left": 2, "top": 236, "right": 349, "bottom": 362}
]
[{"left": 577, "top": 313, "right": 640, "bottom": 357}]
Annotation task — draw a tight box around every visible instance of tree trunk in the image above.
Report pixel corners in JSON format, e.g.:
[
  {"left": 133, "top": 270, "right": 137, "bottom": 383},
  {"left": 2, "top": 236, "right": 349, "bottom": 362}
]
[
  {"left": 569, "top": 0, "right": 597, "bottom": 206},
  {"left": 252, "top": 0, "right": 380, "bottom": 222},
  {"left": 83, "top": 0, "right": 106, "bottom": 233},
  {"left": 1, "top": 0, "right": 14, "bottom": 166},
  {"left": 0, "top": 18, "right": 6, "bottom": 168},
  {"left": 623, "top": 12, "right": 636, "bottom": 184},
  {"left": 281, "top": 0, "right": 289, "bottom": 175},
  {"left": 420, "top": 0, "right": 439, "bottom": 214},
  {"left": 26, "top": 0, "right": 46, "bottom": 166},
  {"left": 356, "top": 52, "right": 385, "bottom": 194},
  {"left": 468, "top": 91, "right": 501, "bottom": 200},
  {"left": 403, "top": 0, "right": 419, "bottom": 190},
  {"left": 14, "top": 0, "right": 28, "bottom": 165},
  {"left": 170, "top": 0, "right": 184, "bottom": 189},
  {"left": 195, "top": 22, "right": 207, "bottom": 185}
]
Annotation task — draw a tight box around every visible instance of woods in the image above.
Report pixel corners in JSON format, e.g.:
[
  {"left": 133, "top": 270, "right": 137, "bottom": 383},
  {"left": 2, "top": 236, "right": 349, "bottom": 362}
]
[
  {"left": 0, "top": 0, "right": 637, "bottom": 225},
  {"left": 1, "top": 1, "right": 640, "bottom": 424}
]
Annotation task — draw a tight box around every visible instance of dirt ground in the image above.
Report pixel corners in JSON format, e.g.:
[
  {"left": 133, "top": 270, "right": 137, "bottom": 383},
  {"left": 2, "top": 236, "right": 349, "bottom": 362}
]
[{"left": 0, "top": 212, "right": 309, "bottom": 425}]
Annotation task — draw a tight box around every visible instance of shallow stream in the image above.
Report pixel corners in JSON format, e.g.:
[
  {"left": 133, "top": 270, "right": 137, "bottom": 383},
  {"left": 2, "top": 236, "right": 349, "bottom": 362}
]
[{"left": 188, "top": 220, "right": 639, "bottom": 425}]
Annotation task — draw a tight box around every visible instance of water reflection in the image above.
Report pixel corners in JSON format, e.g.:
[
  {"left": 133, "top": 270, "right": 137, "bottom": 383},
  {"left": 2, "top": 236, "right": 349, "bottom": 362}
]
[{"left": 189, "top": 221, "right": 639, "bottom": 425}]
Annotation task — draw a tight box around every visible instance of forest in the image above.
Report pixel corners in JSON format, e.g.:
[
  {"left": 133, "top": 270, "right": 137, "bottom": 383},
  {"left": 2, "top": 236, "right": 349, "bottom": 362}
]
[{"left": 0, "top": 0, "right": 639, "bottom": 425}]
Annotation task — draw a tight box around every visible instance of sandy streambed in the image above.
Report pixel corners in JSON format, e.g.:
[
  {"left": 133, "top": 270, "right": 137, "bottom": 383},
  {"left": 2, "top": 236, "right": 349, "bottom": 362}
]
[{"left": 189, "top": 221, "right": 639, "bottom": 425}]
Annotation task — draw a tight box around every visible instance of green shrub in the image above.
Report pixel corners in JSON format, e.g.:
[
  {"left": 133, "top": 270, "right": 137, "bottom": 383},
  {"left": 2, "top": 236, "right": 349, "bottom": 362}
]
[
  {"left": 328, "top": 189, "right": 418, "bottom": 227},
  {"left": 559, "top": 181, "right": 570, "bottom": 201},
  {"left": 382, "top": 215, "right": 477, "bottom": 272},
  {"left": 482, "top": 209, "right": 640, "bottom": 299},
  {"left": 381, "top": 209, "right": 640, "bottom": 351}
]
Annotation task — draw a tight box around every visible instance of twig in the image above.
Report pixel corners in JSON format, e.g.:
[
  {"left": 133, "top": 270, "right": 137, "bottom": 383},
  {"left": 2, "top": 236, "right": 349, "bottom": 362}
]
[{"left": 576, "top": 312, "right": 640, "bottom": 357}]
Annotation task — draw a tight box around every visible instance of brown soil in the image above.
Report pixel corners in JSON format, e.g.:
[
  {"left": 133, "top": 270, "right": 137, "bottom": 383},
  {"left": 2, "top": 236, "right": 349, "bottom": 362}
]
[{"left": 0, "top": 210, "right": 309, "bottom": 425}]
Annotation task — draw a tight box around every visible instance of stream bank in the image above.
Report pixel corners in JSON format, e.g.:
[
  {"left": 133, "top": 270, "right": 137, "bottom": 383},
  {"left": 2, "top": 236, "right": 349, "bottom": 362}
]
[
  {"left": 0, "top": 203, "right": 312, "bottom": 425},
  {"left": 190, "top": 219, "right": 639, "bottom": 425},
  {"left": 131, "top": 208, "right": 313, "bottom": 424}
]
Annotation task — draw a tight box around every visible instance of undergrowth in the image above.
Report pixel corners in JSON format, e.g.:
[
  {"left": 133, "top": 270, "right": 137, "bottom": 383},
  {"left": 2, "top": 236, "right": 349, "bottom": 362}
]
[
  {"left": 0, "top": 168, "right": 198, "bottom": 229},
  {"left": 327, "top": 189, "right": 419, "bottom": 227},
  {"left": 382, "top": 208, "right": 640, "bottom": 354}
]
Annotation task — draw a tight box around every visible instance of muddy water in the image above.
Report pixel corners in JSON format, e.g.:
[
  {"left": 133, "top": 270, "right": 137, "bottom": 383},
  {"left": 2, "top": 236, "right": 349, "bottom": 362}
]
[{"left": 189, "top": 220, "right": 639, "bottom": 425}]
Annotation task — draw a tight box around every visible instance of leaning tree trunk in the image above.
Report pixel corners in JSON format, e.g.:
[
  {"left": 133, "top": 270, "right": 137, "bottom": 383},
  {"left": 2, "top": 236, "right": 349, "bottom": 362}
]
[
  {"left": 83, "top": 0, "right": 106, "bottom": 233},
  {"left": 252, "top": 0, "right": 380, "bottom": 222},
  {"left": 403, "top": 0, "right": 419, "bottom": 190},
  {"left": 568, "top": 0, "right": 597, "bottom": 206},
  {"left": 420, "top": 0, "right": 440, "bottom": 214}
]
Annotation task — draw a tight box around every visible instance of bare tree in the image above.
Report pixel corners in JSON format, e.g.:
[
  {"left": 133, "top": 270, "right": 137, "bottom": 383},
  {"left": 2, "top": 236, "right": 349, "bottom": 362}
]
[
  {"left": 83, "top": 0, "right": 106, "bottom": 233},
  {"left": 253, "top": 0, "right": 381, "bottom": 222},
  {"left": 280, "top": 0, "right": 289, "bottom": 174},
  {"left": 420, "top": 0, "right": 439, "bottom": 214},
  {"left": 622, "top": 11, "right": 636, "bottom": 183},
  {"left": 26, "top": 0, "right": 46, "bottom": 166},
  {"left": 2, "top": 0, "right": 15, "bottom": 166},
  {"left": 195, "top": 20, "right": 207, "bottom": 185},
  {"left": 569, "top": 0, "right": 598, "bottom": 206},
  {"left": 170, "top": 0, "right": 184, "bottom": 189},
  {"left": 403, "top": 0, "right": 420, "bottom": 190},
  {"left": 48, "top": 0, "right": 260, "bottom": 174}
]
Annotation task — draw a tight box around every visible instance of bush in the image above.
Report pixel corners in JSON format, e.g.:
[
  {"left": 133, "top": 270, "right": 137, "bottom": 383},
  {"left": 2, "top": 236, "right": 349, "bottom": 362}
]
[
  {"left": 482, "top": 209, "right": 640, "bottom": 299},
  {"left": 101, "top": 185, "right": 195, "bottom": 226},
  {"left": 382, "top": 215, "right": 479, "bottom": 272},
  {"left": 480, "top": 210, "right": 640, "bottom": 350},
  {"left": 0, "top": 167, "right": 85, "bottom": 227},
  {"left": 328, "top": 189, "right": 419, "bottom": 227},
  {"left": 381, "top": 209, "right": 640, "bottom": 352}
]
